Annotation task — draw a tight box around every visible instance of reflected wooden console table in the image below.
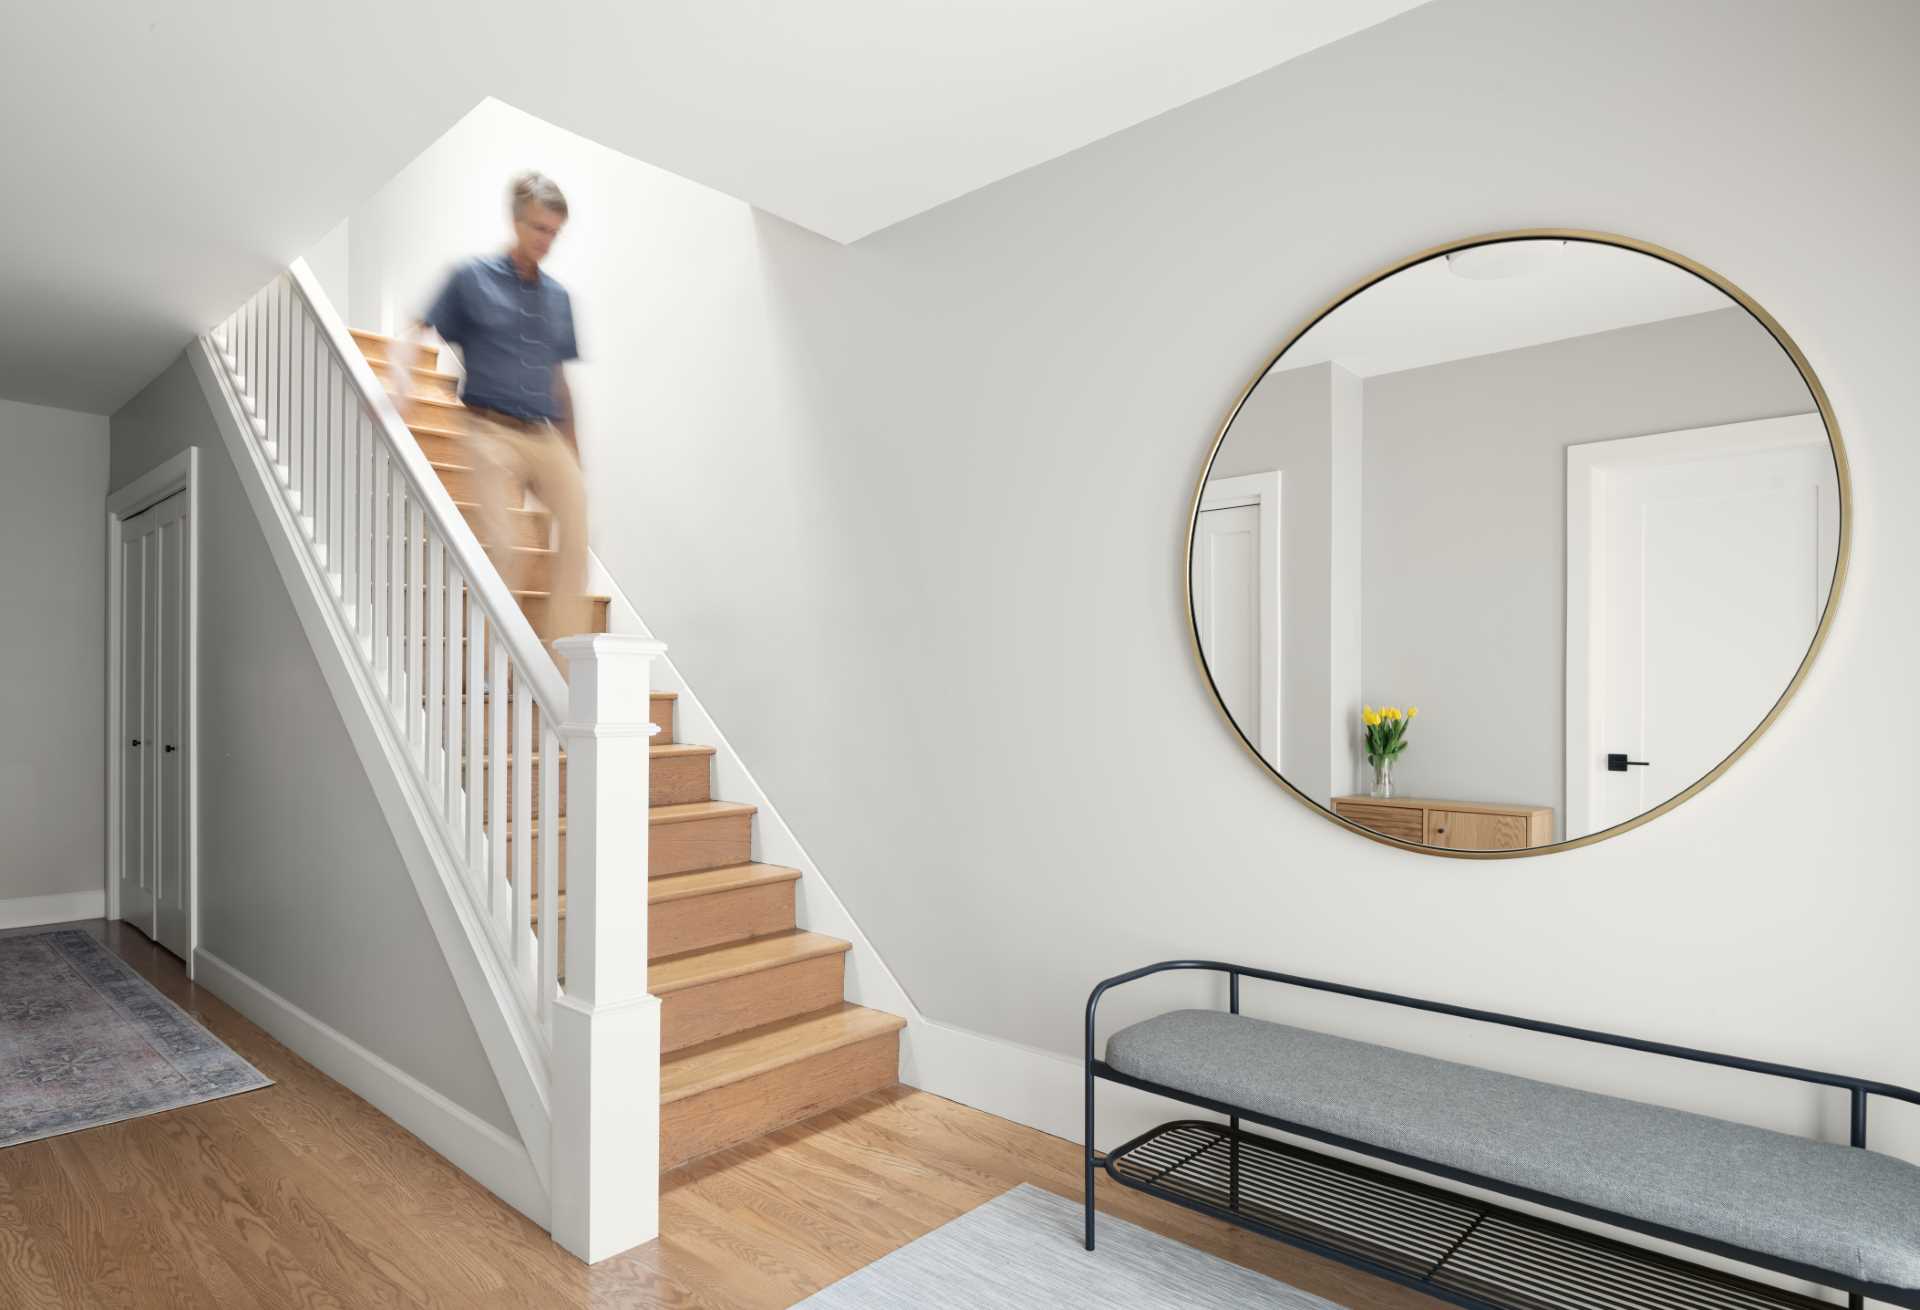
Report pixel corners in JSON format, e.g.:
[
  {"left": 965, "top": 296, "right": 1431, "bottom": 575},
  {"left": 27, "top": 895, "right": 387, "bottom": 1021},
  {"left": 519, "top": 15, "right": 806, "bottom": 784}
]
[{"left": 1332, "top": 795, "right": 1553, "bottom": 851}]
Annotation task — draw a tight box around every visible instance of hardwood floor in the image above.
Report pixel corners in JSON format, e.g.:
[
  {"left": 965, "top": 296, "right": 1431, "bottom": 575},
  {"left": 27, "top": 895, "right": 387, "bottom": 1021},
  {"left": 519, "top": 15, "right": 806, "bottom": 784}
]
[{"left": 0, "top": 920, "right": 1441, "bottom": 1309}]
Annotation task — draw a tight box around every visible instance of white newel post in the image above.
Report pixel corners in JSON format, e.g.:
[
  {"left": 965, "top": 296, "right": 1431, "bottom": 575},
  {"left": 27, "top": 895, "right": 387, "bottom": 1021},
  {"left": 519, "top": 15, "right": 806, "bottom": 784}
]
[{"left": 549, "top": 634, "right": 666, "bottom": 1262}]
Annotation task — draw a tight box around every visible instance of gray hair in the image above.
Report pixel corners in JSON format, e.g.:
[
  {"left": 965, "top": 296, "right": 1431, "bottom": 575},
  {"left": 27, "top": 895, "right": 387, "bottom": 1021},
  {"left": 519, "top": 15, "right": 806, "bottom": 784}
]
[{"left": 509, "top": 172, "right": 569, "bottom": 220}]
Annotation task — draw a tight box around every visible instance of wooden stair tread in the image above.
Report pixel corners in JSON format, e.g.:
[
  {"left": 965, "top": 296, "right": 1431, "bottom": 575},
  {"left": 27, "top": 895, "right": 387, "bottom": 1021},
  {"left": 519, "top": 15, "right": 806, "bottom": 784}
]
[
  {"left": 367, "top": 356, "right": 459, "bottom": 383},
  {"left": 446, "top": 688, "right": 675, "bottom": 698},
  {"left": 537, "top": 863, "right": 801, "bottom": 920},
  {"left": 399, "top": 401, "right": 468, "bottom": 421},
  {"left": 396, "top": 392, "right": 466, "bottom": 411},
  {"left": 487, "top": 742, "right": 711, "bottom": 764},
  {"left": 661, "top": 1002, "right": 904, "bottom": 1104},
  {"left": 508, "top": 587, "right": 611, "bottom": 603},
  {"left": 479, "top": 544, "right": 559, "bottom": 561},
  {"left": 541, "top": 860, "right": 802, "bottom": 914},
  {"left": 452, "top": 499, "right": 548, "bottom": 520},
  {"left": 393, "top": 586, "right": 609, "bottom": 605},
  {"left": 651, "top": 800, "right": 753, "bottom": 826},
  {"left": 650, "top": 863, "right": 800, "bottom": 905},
  {"left": 649, "top": 930, "right": 849, "bottom": 995}
]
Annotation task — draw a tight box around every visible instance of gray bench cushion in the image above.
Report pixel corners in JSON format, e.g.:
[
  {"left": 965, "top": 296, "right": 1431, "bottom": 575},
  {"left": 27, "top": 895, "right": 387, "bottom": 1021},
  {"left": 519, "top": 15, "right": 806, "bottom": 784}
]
[{"left": 1105, "top": 1009, "right": 1920, "bottom": 1290}]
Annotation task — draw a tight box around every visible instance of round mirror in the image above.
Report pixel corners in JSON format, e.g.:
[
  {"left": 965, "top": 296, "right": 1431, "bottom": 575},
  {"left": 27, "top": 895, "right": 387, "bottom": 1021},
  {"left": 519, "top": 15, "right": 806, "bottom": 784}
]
[{"left": 1188, "top": 231, "right": 1846, "bottom": 857}]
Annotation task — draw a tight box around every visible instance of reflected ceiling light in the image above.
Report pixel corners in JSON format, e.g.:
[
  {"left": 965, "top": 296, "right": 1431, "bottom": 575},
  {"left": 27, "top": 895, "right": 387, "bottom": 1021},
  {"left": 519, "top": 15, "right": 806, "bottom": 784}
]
[{"left": 1445, "top": 240, "right": 1569, "bottom": 281}]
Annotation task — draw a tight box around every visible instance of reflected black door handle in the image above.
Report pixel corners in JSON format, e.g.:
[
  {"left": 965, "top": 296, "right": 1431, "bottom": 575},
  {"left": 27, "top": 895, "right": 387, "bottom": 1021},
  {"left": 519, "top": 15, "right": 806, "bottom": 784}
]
[{"left": 1606, "top": 753, "right": 1650, "bottom": 772}]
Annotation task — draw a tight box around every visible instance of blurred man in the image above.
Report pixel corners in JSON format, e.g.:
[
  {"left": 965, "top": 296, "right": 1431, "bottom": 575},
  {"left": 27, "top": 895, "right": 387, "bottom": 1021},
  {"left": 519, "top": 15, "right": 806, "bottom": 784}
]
[{"left": 399, "top": 171, "right": 588, "bottom": 656}]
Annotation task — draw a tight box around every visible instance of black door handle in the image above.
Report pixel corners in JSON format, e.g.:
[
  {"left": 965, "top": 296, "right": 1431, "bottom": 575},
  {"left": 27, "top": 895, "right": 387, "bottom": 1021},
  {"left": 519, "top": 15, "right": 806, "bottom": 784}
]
[
  {"left": 164, "top": 744, "right": 177, "bottom": 754},
  {"left": 130, "top": 738, "right": 142, "bottom": 747},
  {"left": 1606, "top": 753, "right": 1650, "bottom": 772}
]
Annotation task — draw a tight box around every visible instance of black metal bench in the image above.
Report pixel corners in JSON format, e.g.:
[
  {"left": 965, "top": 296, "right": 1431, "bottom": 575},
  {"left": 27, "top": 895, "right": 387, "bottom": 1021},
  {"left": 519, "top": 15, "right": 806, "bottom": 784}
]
[{"left": 1084, "top": 960, "right": 1920, "bottom": 1310}]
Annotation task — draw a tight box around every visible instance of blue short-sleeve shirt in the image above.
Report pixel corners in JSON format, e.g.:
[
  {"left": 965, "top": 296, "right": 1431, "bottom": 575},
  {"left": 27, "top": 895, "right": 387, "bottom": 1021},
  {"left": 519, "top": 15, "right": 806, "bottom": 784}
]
[{"left": 423, "top": 254, "right": 579, "bottom": 422}]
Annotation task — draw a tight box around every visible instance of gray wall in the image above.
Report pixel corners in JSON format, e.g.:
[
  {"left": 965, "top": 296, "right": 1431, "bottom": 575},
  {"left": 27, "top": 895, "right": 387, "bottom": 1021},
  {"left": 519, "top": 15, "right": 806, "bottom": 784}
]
[
  {"left": 576, "top": 0, "right": 1920, "bottom": 1159},
  {"left": 109, "top": 356, "right": 515, "bottom": 1134},
  {"left": 1361, "top": 307, "right": 1814, "bottom": 833},
  {"left": 0, "top": 397, "right": 109, "bottom": 904}
]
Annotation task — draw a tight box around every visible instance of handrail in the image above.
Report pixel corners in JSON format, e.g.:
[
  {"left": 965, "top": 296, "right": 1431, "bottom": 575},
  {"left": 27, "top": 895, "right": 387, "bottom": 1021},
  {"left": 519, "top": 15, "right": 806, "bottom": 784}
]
[
  {"left": 1085, "top": 959, "right": 1920, "bottom": 1113},
  {"left": 283, "top": 259, "right": 568, "bottom": 721}
]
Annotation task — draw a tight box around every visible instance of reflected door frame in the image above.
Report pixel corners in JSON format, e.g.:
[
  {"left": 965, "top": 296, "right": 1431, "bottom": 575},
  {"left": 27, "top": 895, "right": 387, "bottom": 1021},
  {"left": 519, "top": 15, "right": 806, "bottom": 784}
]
[
  {"left": 1193, "top": 472, "right": 1282, "bottom": 765},
  {"left": 1565, "top": 413, "right": 1834, "bottom": 841},
  {"left": 105, "top": 448, "right": 201, "bottom": 974}
]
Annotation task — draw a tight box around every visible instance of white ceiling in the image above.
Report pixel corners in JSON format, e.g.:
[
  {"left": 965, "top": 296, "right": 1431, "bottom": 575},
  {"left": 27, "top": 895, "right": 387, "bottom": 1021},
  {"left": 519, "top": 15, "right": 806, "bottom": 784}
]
[
  {"left": 1274, "top": 239, "right": 1734, "bottom": 378},
  {"left": 0, "top": 0, "right": 1430, "bottom": 415}
]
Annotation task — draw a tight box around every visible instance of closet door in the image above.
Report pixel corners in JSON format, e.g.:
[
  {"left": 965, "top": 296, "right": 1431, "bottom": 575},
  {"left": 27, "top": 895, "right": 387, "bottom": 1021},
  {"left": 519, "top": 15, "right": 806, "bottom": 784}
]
[
  {"left": 117, "top": 490, "right": 190, "bottom": 954},
  {"left": 152, "top": 494, "right": 191, "bottom": 959},
  {"left": 117, "top": 506, "right": 158, "bottom": 937}
]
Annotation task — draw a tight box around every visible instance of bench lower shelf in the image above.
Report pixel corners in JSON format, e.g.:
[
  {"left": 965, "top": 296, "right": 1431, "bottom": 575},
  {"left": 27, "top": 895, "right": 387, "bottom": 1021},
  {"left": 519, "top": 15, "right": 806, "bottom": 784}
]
[{"left": 1104, "top": 1120, "right": 1829, "bottom": 1310}]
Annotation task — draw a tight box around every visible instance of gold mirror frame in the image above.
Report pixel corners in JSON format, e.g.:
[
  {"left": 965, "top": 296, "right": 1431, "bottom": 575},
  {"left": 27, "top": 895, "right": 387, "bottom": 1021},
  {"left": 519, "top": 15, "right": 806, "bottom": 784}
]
[{"left": 1186, "top": 230, "right": 1850, "bottom": 858}]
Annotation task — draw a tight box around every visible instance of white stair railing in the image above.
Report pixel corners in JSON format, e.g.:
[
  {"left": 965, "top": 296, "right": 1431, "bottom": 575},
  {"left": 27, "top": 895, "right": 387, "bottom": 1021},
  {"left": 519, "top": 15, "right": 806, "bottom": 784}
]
[{"left": 206, "top": 260, "right": 660, "bottom": 1260}]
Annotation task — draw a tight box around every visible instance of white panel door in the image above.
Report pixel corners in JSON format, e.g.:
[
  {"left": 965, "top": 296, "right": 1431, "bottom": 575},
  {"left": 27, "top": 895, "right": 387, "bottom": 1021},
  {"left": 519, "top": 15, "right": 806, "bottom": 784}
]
[
  {"left": 1570, "top": 416, "right": 1836, "bottom": 836},
  {"left": 117, "top": 490, "right": 191, "bottom": 957},
  {"left": 118, "top": 512, "right": 156, "bottom": 935},
  {"left": 154, "top": 500, "right": 191, "bottom": 958},
  {"left": 1192, "top": 504, "right": 1263, "bottom": 750}
]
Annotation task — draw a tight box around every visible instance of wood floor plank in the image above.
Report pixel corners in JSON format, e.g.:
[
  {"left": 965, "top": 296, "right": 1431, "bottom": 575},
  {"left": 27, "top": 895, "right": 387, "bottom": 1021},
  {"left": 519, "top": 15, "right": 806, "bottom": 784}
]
[
  {"left": 0, "top": 920, "right": 1441, "bottom": 1309},
  {"left": 62, "top": 1118, "right": 225, "bottom": 1309}
]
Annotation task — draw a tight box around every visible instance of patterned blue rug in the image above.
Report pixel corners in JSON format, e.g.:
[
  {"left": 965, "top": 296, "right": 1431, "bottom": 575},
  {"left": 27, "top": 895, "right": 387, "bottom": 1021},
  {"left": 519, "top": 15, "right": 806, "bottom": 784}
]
[{"left": 0, "top": 929, "right": 270, "bottom": 1148}]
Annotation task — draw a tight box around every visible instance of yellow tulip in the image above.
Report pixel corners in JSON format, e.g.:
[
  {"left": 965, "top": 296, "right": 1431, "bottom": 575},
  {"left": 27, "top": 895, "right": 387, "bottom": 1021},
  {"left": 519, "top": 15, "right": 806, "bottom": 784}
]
[
  {"left": 1385, "top": 706, "right": 1400, "bottom": 720},
  {"left": 1409, "top": 706, "right": 1419, "bottom": 718},
  {"left": 1362, "top": 709, "right": 1380, "bottom": 727}
]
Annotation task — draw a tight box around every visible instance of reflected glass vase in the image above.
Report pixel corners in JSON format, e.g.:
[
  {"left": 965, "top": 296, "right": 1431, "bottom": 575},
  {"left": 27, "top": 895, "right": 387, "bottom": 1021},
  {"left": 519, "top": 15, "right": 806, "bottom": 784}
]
[{"left": 1369, "top": 756, "right": 1395, "bottom": 799}]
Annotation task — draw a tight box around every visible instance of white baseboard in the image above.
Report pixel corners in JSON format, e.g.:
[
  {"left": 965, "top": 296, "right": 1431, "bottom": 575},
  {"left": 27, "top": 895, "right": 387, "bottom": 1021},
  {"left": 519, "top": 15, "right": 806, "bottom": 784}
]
[
  {"left": 0, "top": 888, "right": 107, "bottom": 930},
  {"left": 193, "top": 948, "right": 549, "bottom": 1227},
  {"left": 900, "top": 1014, "right": 1213, "bottom": 1152}
]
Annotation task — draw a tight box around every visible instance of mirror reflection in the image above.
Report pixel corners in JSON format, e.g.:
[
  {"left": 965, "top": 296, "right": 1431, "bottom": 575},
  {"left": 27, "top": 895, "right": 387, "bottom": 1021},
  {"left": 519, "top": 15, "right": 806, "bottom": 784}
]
[{"left": 1191, "top": 237, "right": 1841, "bottom": 853}]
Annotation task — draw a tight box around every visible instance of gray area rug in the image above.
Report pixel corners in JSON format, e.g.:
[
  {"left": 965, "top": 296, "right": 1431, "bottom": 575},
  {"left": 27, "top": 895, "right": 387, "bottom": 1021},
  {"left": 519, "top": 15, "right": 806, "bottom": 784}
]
[
  {"left": 795, "top": 1183, "right": 1343, "bottom": 1308},
  {"left": 0, "top": 929, "right": 270, "bottom": 1148}
]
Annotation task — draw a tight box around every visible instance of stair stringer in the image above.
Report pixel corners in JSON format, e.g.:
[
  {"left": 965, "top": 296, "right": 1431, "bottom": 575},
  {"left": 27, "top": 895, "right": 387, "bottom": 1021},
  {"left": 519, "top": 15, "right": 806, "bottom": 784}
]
[{"left": 189, "top": 337, "right": 553, "bottom": 1224}]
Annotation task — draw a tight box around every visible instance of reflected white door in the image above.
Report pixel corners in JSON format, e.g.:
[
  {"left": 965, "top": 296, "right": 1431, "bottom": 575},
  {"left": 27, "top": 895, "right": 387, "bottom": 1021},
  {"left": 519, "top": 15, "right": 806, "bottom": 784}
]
[
  {"left": 1192, "top": 475, "right": 1281, "bottom": 764},
  {"left": 117, "top": 490, "right": 192, "bottom": 958},
  {"left": 1567, "top": 415, "right": 1837, "bottom": 837}
]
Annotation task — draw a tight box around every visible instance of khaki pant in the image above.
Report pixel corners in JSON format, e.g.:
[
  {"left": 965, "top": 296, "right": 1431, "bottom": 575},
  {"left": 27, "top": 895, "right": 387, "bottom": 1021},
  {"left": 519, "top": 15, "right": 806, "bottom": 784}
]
[{"left": 468, "top": 412, "right": 590, "bottom": 649}]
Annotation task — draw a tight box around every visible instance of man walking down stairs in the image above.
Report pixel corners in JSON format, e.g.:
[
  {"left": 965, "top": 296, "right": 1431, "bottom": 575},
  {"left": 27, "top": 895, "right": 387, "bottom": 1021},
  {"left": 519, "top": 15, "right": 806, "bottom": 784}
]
[
  {"left": 351, "top": 286, "right": 906, "bottom": 1173},
  {"left": 396, "top": 170, "right": 592, "bottom": 655}
]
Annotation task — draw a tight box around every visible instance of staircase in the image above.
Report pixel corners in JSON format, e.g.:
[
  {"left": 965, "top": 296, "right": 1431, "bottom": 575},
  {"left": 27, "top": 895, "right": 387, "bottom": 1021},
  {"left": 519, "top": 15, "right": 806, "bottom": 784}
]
[{"left": 349, "top": 328, "right": 905, "bottom": 1172}]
